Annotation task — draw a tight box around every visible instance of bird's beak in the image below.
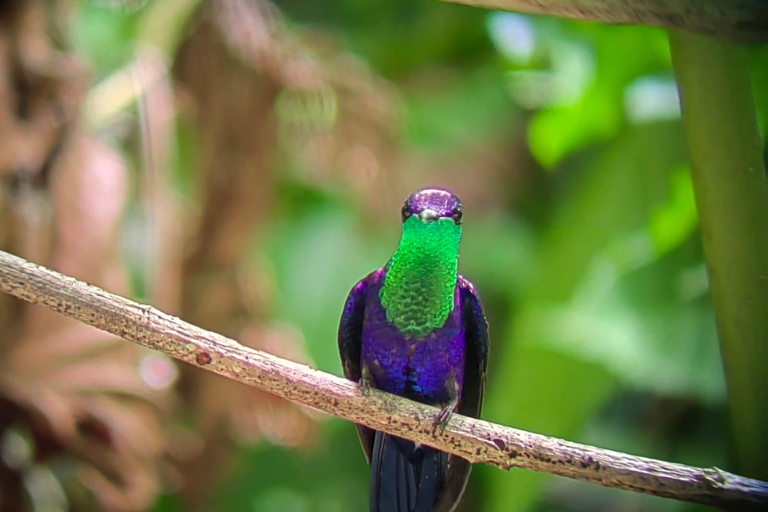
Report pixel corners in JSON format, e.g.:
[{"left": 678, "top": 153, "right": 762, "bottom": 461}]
[{"left": 417, "top": 209, "right": 441, "bottom": 222}]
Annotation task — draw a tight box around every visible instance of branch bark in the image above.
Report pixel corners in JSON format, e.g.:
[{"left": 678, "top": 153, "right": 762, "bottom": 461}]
[
  {"left": 441, "top": 0, "right": 768, "bottom": 43},
  {"left": 1, "top": 249, "right": 767, "bottom": 511}
]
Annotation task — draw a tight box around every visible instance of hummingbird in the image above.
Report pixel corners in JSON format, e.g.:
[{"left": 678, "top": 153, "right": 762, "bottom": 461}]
[{"left": 338, "top": 188, "right": 489, "bottom": 512}]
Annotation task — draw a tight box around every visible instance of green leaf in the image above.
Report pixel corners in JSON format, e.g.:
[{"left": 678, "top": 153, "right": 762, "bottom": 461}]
[
  {"left": 527, "top": 24, "right": 672, "bottom": 168},
  {"left": 486, "top": 114, "right": 692, "bottom": 509},
  {"left": 649, "top": 167, "right": 697, "bottom": 255}
]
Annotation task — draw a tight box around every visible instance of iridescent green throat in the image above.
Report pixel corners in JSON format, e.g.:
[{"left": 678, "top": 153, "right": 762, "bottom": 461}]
[{"left": 379, "top": 216, "right": 462, "bottom": 339}]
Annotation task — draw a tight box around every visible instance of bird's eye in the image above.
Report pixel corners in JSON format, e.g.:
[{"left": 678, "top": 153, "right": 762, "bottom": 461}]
[
  {"left": 452, "top": 207, "right": 463, "bottom": 225},
  {"left": 401, "top": 204, "right": 412, "bottom": 222}
]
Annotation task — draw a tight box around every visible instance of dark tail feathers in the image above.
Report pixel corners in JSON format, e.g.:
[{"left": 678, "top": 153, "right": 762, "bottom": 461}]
[{"left": 370, "top": 431, "right": 448, "bottom": 512}]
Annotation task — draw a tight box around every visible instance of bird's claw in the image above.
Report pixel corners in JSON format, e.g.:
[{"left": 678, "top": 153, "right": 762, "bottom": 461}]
[
  {"left": 432, "top": 405, "right": 453, "bottom": 436},
  {"left": 358, "top": 378, "right": 372, "bottom": 395}
]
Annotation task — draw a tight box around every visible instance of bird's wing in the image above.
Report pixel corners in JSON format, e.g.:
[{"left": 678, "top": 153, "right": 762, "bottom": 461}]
[
  {"left": 338, "top": 271, "right": 377, "bottom": 462},
  {"left": 338, "top": 275, "right": 369, "bottom": 383},
  {"left": 457, "top": 275, "right": 489, "bottom": 420},
  {"left": 434, "top": 276, "right": 490, "bottom": 512}
]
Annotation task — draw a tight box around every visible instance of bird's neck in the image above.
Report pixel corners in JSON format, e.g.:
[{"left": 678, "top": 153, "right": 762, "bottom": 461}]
[{"left": 380, "top": 217, "right": 461, "bottom": 339}]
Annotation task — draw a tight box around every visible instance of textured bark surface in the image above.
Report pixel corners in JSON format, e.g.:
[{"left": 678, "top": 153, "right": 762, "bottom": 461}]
[
  {"left": 2, "top": 250, "right": 768, "bottom": 511},
  {"left": 442, "top": 0, "right": 768, "bottom": 42}
]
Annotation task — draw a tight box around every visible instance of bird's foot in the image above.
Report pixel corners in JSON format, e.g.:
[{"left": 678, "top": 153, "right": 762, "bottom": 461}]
[
  {"left": 358, "top": 378, "right": 372, "bottom": 395},
  {"left": 432, "top": 401, "right": 456, "bottom": 436}
]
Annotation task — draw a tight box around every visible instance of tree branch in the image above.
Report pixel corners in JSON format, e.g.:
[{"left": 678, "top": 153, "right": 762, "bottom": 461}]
[
  {"left": 1, "top": 249, "right": 767, "bottom": 511},
  {"left": 441, "top": 0, "right": 768, "bottom": 43}
]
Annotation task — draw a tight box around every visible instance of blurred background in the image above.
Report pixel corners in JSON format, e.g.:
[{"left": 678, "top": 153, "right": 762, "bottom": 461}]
[{"left": 0, "top": 0, "right": 766, "bottom": 511}]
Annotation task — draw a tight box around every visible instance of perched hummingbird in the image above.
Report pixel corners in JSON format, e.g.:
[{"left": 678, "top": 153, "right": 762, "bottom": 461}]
[{"left": 338, "top": 188, "right": 489, "bottom": 512}]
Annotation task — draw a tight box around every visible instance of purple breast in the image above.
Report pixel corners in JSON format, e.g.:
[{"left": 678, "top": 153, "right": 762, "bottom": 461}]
[{"left": 361, "top": 273, "right": 466, "bottom": 405}]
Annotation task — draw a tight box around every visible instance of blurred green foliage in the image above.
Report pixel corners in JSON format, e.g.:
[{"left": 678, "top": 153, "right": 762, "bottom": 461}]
[{"left": 69, "top": 0, "right": 755, "bottom": 510}]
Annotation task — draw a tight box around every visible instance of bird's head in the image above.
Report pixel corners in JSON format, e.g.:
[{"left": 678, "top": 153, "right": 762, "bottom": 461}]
[{"left": 400, "top": 188, "right": 463, "bottom": 225}]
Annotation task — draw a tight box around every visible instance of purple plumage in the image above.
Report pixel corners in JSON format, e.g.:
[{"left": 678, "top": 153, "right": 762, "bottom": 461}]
[{"left": 361, "top": 269, "right": 466, "bottom": 404}]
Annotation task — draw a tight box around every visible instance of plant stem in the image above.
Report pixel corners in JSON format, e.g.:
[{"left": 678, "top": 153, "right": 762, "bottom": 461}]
[{"left": 670, "top": 31, "right": 768, "bottom": 480}]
